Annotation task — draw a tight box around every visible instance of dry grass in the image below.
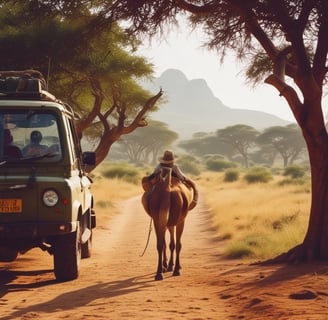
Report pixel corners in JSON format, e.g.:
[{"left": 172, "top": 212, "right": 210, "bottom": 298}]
[
  {"left": 197, "top": 171, "right": 311, "bottom": 260},
  {"left": 90, "top": 167, "right": 141, "bottom": 225}
]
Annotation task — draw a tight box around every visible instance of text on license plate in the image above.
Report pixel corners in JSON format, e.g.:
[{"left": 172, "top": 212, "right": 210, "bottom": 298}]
[{"left": 0, "top": 199, "right": 22, "bottom": 213}]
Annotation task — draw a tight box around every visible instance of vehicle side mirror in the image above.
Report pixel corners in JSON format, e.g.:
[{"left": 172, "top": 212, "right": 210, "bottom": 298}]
[{"left": 82, "top": 152, "right": 96, "bottom": 166}]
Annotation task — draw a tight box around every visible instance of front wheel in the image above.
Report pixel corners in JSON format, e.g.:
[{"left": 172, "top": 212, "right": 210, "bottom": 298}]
[
  {"left": 53, "top": 224, "right": 81, "bottom": 282},
  {"left": 81, "top": 231, "right": 92, "bottom": 258},
  {"left": 81, "top": 208, "right": 94, "bottom": 259}
]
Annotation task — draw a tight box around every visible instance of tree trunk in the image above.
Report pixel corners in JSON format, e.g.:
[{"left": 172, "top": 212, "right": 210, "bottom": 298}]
[
  {"left": 282, "top": 156, "right": 288, "bottom": 167},
  {"left": 242, "top": 153, "right": 249, "bottom": 168},
  {"left": 302, "top": 130, "right": 328, "bottom": 260}
]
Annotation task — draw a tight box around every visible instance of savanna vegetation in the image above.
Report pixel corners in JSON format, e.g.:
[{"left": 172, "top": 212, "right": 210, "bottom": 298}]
[
  {"left": 1, "top": 1, "right": 327, "bottom": 263},
  {"left": 92, "top": 160, "right": 310, "bottom": 261}
]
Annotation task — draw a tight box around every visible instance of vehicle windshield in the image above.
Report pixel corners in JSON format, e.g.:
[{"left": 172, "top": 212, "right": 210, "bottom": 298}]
[{"left": 0, "top": 110, "right": 62, "bottom": 162}]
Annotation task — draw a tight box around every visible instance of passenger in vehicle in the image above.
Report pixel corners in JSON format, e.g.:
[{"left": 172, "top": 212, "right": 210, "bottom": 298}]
[
  {"left": 22, "top": 130, "right": 48, "bottom": 157},
  {"left": 2, "top": 129, "right": 22, "bottom": 158}
]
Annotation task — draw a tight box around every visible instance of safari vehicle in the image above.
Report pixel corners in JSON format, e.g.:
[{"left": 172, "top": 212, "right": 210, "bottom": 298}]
[{"left": 0, "top": 71, "right": 96, "bottom": 282}]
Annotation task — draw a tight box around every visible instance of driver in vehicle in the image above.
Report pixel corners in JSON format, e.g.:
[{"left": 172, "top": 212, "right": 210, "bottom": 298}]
[{"left": 2, "top": 128, "right": 22, "bottom": 159}]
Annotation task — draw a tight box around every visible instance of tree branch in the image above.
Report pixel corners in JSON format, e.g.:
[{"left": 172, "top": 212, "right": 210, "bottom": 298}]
[
  {"left": 265, "top": 74, "right": 303, "bottom": 123},
  {"left": 103, "top": 100, "right": 117, "bottom": 119},
  {"left": 174, "top": 0, "right": 214, "bottom": 14},
  {"left": 123, "top": 89, "right": 163, "bottom": 134},
  {"left": 273, "top": 46, "right": 292, "bottom": 82},
  {"left": 312, "top": 1, "right": 328, "bottom": 85},
  {"left": 76, "top": 77, "right": 104, "bottom": 136},
  {"left": 239, "top": 7, "right": 278, "bottom": 60},
  {"left": 296, "top": 0, "right": 316, "bottom": 31}
]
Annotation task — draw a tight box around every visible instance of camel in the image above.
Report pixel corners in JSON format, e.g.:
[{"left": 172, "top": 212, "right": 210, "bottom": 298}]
[{"left": 141, "top": 166, "right": 197, "bottom": 280}]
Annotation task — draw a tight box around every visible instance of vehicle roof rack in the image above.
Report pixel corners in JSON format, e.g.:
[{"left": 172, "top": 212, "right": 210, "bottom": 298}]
[
  {"left": 0, "top": 70, "right": 80, "bottom": 120},
  {"left": 0, "top": 70, "right": 57, "bottom": 102}
]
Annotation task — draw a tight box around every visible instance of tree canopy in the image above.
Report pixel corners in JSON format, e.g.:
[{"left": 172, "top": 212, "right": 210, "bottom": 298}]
[
  {"left": 257, "top": 124, "right": 306, "bottom": 167},
  {"left": 216, "top": 125, "right": 259, "bottom": 168},
  {"left": 116, "top": 119, "right": 178, "bottom": 164},
  {"left": 0, "top": 0, "right": 163, "bottom": 167}
]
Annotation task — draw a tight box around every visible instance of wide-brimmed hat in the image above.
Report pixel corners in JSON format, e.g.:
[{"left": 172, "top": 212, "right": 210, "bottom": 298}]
[{"left": 158, "top": 150, "right": 177, "bottom": 164}]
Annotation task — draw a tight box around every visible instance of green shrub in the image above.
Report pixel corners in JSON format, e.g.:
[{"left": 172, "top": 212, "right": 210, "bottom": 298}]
[
  {"left": 224, "top": 168, "right": 240, "bottom": 182},
  {"left": 224, "top": 242, "right": 253, "bottom": 259},
  {"left": 178, "top": 160, "right": 201, "bottom": 176},
  {"left": 243, "top": 167, "right": 273, "bottom": 183},
  {"left": 176, "top": 155, "right": 201, "bottom": 175},
  {"left": 283, "top": 165, "right": 306, "bottom": 179},
  {"left": 204, "top": 154, "right": 225, "bottom": 160},
  {"left": 102, "top": 164, "right": 140, "bottom": 184},
  {"left": 220, "top": 232, "right": 233, "bottom": 241},
  {"left": 278, "top": 177, "right": 308, "bottom": 186},
  {"left": 271, "top": 212, "right": 299, "bottom": 230},
  {"left": 96, "top": 200, "right": 113, "bottom": 208},
  {"left": 206, "top": 159, "right": 236, "bottom": 172},
  {"left": 271, "top": 167, "right": 283, "bottom": 175}
]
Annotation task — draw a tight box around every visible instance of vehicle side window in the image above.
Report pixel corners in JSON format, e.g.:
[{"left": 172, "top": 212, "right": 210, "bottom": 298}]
[{"left": 64, "top": 116, "right": 81, "bottom": 169}]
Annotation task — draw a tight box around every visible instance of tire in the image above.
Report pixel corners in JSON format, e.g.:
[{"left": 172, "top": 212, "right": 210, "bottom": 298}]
[
  {"left": 81, "top": 231, "right": 92, "bottom": 259},
  {"left": 53, "top": 224, "right": 81, "bottom": 282},
  {"left": 81, "top": 208, "right": 93, "bottom": 259}
]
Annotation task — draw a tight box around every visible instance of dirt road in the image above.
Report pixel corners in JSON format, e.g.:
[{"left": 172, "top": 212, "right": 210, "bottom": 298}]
[
  {"left": 0, "top": 195, "right": 232, "bottom": 320},
  {"left": 2, "top": 194, "right": 328, "bottom": 320}
]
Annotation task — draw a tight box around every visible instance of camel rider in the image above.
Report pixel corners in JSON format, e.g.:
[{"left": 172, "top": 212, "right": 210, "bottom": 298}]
[
  {"left": 143, "top": 150, "right": 198, "bottom": 208},
  {"left": 154, "top": 150, "right": 185, "bottom": 180}
]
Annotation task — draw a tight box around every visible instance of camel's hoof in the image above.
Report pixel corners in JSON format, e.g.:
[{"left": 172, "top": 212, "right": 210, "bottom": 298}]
[
  {"left": 173, "top": 270, "right": 180, "bottom": 277},
  {"left": 155, "top": 274, "right": 163, "bottom": 281}
]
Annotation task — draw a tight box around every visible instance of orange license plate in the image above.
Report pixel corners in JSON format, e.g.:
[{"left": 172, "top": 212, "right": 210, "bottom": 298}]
[{"left": 0, "top": 199, "right": 22, "bottom": 213}]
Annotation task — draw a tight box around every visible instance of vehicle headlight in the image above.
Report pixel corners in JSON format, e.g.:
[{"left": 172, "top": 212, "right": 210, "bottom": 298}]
[{"left": 42, "top": 189, "right": 59, "bottom": 207}]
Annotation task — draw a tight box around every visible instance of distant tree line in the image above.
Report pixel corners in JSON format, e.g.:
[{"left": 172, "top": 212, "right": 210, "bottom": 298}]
[
  {"left": 180, "top": 124, "right": 307, "bottom": 168},
  {"left": 113, "top": 122, "right": 307, "bottom": 168}
]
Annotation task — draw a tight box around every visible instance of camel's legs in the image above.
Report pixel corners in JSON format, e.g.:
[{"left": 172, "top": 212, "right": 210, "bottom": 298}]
[
  {"left": 163, "top": 234, "right": 168, "bottom": 271},
  {"left": 167, "top": 226, "right": 175, "bottom": 272},
  {"left": 173, "top": 220, "right": 185, "bottom": 276},
  {"left": 154, "top": 219, "right": 167, "bottom": 281}
]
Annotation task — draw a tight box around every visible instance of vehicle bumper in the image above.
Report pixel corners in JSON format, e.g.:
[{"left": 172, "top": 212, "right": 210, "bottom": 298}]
[{"left": 0, "top": 221, "right": 78, "bottom": 238}]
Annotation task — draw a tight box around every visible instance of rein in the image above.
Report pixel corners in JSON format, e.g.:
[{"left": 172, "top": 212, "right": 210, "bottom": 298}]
[{"left": 140, "top": 217, "right": 153, "bottom": 257}]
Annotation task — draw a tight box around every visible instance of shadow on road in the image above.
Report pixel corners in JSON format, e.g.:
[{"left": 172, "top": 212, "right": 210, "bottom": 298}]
[
  {"left": 0, "top": 273, "right": 155, "bottom": 320},
  {"left": 0, "top": 268, "right": 56, "bottom": 299}
]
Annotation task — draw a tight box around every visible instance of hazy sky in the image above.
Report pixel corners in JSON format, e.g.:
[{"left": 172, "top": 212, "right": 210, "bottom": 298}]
[{"left": 138, "top": 23, "right": 326, "bottom": 123}]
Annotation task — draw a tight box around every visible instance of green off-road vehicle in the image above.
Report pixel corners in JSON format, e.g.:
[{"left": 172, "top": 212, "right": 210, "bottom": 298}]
[{"left": 0, "top": 70, "right": 96, "bottom": 281}]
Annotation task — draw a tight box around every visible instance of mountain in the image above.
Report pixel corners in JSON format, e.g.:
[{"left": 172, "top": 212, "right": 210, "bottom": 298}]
[{"left": 140, "top": 69, "right": 291, "bottom": 139}]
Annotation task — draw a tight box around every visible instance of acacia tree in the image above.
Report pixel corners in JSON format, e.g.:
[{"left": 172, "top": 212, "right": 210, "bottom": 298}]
[
  {"left": 257, "top": 124, "right": 306, "bottom": 167},
  {"left": 179, "top": 133, "right": 236, "bottom": 160},
  {"left": 103, "top": 0, "right": 328, "bottom": 262},
  {"left": 117, "top": 119, "right": 178, "bottom": 164},
  {"left": 0, "top": 1, "right": 163, "bottom": 167},
  {"left": 216, "top": 125, "right": 259, "bottom": 168}
]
